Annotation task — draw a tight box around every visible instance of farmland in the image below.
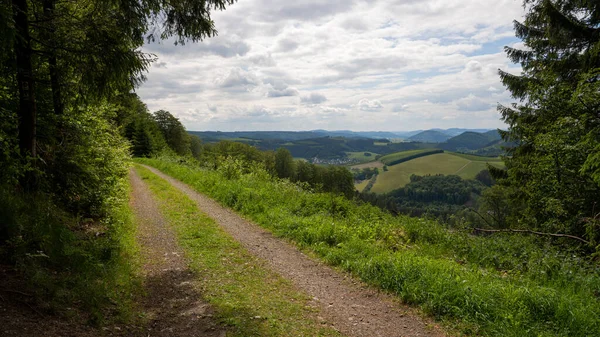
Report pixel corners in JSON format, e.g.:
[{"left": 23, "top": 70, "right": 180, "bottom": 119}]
[
  {"left": 379, "top": 149, "right": 444, "bottom": 166},
  {"left": 345, "top": 151, "right": 379, "bottom": 163},
  {"left": 370, "top": 152, "right": 505, "bottom": 194}
]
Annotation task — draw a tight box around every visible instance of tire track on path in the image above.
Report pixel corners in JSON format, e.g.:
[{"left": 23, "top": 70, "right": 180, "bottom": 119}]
[
  {"left": 141, "top": 165, "right": 447, "bottom": 337},
  {"left": 129, "top": 169, "right": 226, "bottom": 337}
]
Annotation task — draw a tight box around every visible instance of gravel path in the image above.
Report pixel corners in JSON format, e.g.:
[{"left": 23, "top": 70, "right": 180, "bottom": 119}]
[
  {"left": 0, "top": 170, "right": 227, "bottom": 337},
  {"left": 142, "top": 165, "right": 447, "bottom": 337},
  {"left": 128, "top": 169, "right": 226, "bottom": 337}
]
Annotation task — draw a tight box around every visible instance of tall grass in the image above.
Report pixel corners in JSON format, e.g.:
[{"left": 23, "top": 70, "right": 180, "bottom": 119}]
[
  {"left": 0, "top": 181, "right": 141, "bottom": 324},
  {"left": 138, "top": 157, "right": 600, "bottom": 336}
]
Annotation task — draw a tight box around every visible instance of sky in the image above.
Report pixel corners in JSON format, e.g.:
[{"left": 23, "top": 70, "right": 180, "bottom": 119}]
[{"left": 136, "top": 0, "right": 527, "bottom": 132}]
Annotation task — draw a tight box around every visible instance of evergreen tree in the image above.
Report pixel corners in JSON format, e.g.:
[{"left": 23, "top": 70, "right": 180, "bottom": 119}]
[
  {"left": 493, "top": 0, "right": 600, "bottom": 246},
  {"left": 275, "top": 148, "right": 295, "bottom": 179},
  {"left": 153, "top": 109, "right": 191, "bottom": 156}
]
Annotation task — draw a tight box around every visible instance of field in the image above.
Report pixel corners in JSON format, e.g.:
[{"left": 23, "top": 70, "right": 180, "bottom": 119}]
[
  {"left": 354, "top": 179, "right": 370, "bottom": 192},
  {"left": 346, "top": 151, "right": 379, "bottom": 163},
  {"left": 371, "top": 153, "right": 505, "bottom": 194},
  {"left": 379, "top": 149, "right": 442, "bottom": 166},
  {"left": 350, "top": 161, "right": 385, "bottom": 170}
]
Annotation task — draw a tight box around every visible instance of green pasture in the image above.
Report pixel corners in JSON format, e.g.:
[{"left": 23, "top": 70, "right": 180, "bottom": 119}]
[
  {"left": 371, "top": 153, "right": 505, "bottom": 194},
  {"left": 379, "top": 149, "right": 440, "bottom": 166},
  {"left": 346, "top": 151, "right": 378, "bottom": 163}
]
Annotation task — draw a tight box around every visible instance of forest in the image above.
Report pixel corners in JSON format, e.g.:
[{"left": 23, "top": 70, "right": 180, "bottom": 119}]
[{"left": 0, "top": 0, "right": 599, "bottom": 336}]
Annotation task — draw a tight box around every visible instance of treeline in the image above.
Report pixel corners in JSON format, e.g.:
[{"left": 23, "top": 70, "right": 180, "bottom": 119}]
[
  {"left": 116, "top": 93, "right": 201, "bottom": 158},
  {"left": 0, "top": 0, "right": 236, "bottom": 320},
  {"left": 251, "top": 136, "right": 436, "bottom": 160},
  {"left": 381, "top": 149, "right": 444, "bottom": 166},
  {"left": 190, "top": 141, "right": 355, "bottom": 198},
  {"left": 359, "top": 171, "right": 493, "bottom": 224},
  {"left": 351, "top": 167, "right": 379, "bottom": 180}
]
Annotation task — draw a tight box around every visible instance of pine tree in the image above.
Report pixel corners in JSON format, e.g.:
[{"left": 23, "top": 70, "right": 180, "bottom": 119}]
[{"left": 494, "top": 0, "right": 600, "bottom": 247}]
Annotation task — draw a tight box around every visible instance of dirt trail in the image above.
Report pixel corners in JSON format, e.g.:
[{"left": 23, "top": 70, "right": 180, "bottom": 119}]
[
  {"left": 0, "top": 171, "right": 227, "bottom": 337},
  {"left": 142, "top": 165, "right": 447, "bottom": 337},
  {"left": 128, "top": 169, "right": 226, "bottom": 337}
]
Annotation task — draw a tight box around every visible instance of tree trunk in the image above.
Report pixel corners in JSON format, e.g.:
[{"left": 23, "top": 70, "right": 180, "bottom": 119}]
[
  {"left": 43, "top": 0, "right": 63, "bottom": 117},
  {"left": 13, "top": 0, "right": 37, "bottom": 158}
]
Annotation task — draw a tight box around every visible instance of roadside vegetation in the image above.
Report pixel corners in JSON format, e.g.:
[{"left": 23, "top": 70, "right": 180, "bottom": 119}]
[
  {"left": 0, "top": 0, "right": 235, "bottom": 326},
  {"left": 135, "top": 164, "right": 341, "bottom": 337},
  {"left": 138, "top": 156, "right": 600, "bottom": 337}
]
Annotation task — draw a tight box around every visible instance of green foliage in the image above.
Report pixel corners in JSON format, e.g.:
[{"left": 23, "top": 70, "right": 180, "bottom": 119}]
[
  {"left": 0, "top": 181, "right": 140, "bottom": 324},
  {"left": 1, "top": 0, "right": 236, "bottom": 325},
  {"left": 275, "top": 147, "right": 295, "bottom": 179},
  {"left": 494, "top": 0, "right": 600, "bottom": 248},
  {"left": 47, "top": 104, "right": 131, "bottom": 217},
  {"left": 351, "top": 167, "right": 379, "bottom": 180},
  {"left": 153, "top": 109, "right": 191, "bottom": 156},
  {"left": 360, "top": 174, "right": 487, "bottom": 222},
  {"left": 139, "top": 158, "right": 600, "bottom": 337}
]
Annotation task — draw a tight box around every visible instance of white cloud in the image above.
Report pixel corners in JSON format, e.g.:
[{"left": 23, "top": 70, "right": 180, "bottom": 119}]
[
  {"left": 455, "top": 94, "right": 494, "bottom": 112},
  {"left": 356, "top": 99, "right": 384, "bottom": 111},
  {"left": 216, "top": 68, "right": 259, "bottom": 89},
  {"left": 301, "top": 93, "right": 328, "bottom": 105},
  {"left": 137, "top": 0, "right": 526, "bottom": 131}
]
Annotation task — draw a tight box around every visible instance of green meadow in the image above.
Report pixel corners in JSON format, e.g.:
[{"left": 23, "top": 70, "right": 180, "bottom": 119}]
[{"left": 371, "top": 153, "right": 505, "bottom": 194}]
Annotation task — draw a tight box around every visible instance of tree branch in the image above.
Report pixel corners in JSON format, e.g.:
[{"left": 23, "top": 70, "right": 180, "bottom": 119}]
[{"left": 472, "top": 228, "right": 590, "bottom": 245}]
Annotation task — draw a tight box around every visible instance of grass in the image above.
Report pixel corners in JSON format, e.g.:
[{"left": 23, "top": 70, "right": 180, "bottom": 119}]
[
  {"left": 136, "top": 157, "right": 600, "bottom": 337},
  {"left": 134, "top": 164, "right": 341, "bottom": 337},
  {"left": 349, "top": 161, "right": 384, "bottom": 170},
  {"left": 346, "top": 151, "right": 378, "bottom": 163},
  {"left": 354, "top": 179, "right": 370, "bottom": 192},
  {"left": 0, "top": 180, "right": 142, "bottom": 325},
  {"left": 371, "top": 153, "right": 505, "bottom": 193},
  {"left": 379, "top": 149, "right": 442, "bottom": 166}
]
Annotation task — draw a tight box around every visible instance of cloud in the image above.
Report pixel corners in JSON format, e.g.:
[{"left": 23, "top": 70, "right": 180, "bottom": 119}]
[
  {"left": 276, "top": 38, "right": 300, "bottom": 52},
  {"left": 301, "top": 93, "right": 328, "bottom": 104},
  {"left": 356, "top": 99, "right": 383, "bottom": 111},
  {"left": 145, "top": 35, "right": 250, "bottom": 58},
  {"left": 207, "top": 104, "right": 218, "bottom": 113},
  {"left": 392, "top": 104, "right": 410, "bottom": 112},
  {"left": 267, "top": 87, "right": 299, "bottom": 97},
  {"left": 248, "top": 53, "right": 276, "bottom": 67},
  {"left": 137, "top": 0, "right": 525, "bottom": 131},
  {"left": 455, "top": 94, "right": 494, "bottom": 112},
  {"left": 208, "top": 39, "right": 251, "bottom": 58},
  {"left": 216, "top": 68, "right": 259, "bottom": 88}
]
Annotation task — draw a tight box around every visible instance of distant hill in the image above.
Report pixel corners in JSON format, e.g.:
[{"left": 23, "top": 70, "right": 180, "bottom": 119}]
[
  {"left": 189, "top": 129, "right": 496, "bottom": 142},
  {"left": 189, "top": 131, "right": 327, "bottom": 142},
  {"left": 440, "top": 130, "right": 502, "bottom": 152},
  {"left": 431, "top": 128, "right": 492, "bottom": 137},
  {"left": 312, "top": 130, "right": 402, "bottom": 139},
  {"left": 408, "top": 130, "right": 452, "bottom": 143}
]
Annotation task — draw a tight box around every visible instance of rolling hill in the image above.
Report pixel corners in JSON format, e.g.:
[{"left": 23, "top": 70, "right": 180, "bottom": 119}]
[
  {"left": 379, "top": 149, "right": 443, "bottom": 166},
  {"left": 407, "top": 130, "right": 452, "bottom": 143},
  {"left": 369, "top": 152, "right": 505, "bottom": 194},
  {"left": 440, "top": 130, "right": 502, "bottom": 152}
]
